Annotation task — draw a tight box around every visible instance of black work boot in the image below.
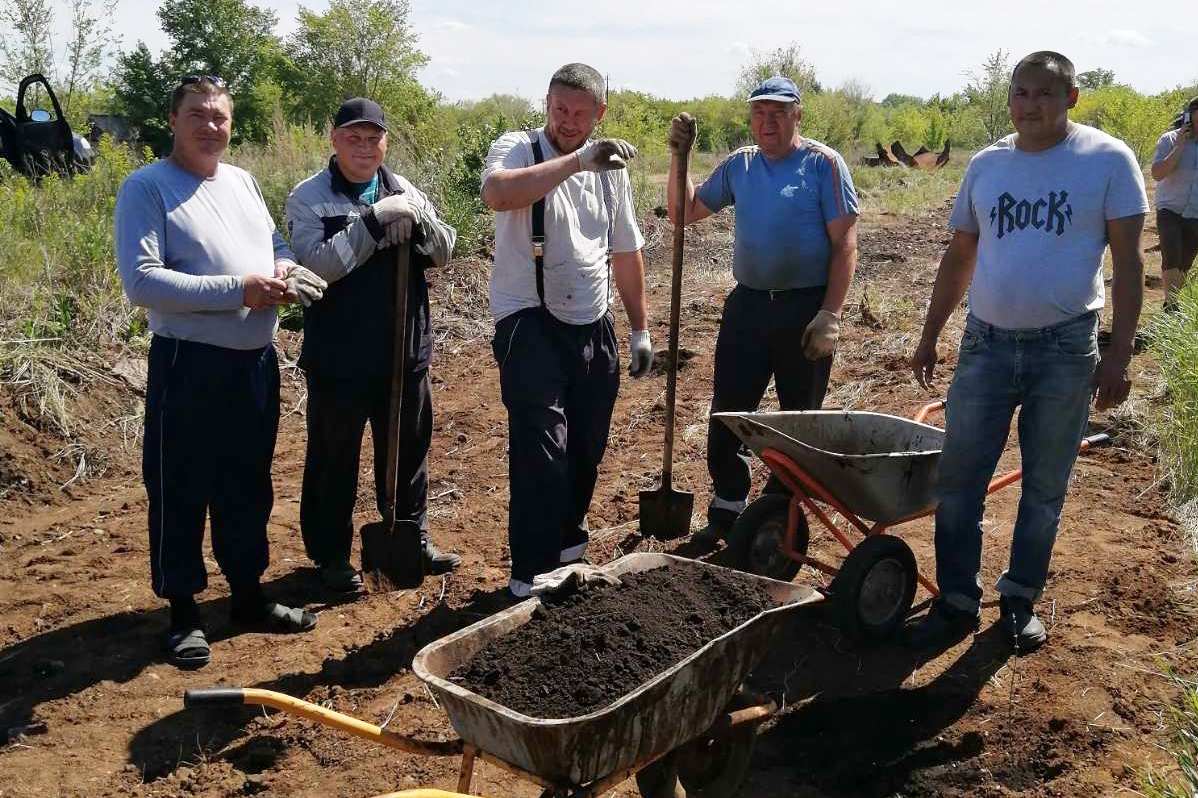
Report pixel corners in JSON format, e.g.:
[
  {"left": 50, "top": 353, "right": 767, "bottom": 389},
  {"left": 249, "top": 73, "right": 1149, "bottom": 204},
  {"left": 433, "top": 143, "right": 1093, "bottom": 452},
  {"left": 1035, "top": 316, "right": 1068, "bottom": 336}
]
[
  {"left": 693, "top": 509, "right": 736, "bottom": 548},
  {"left": 318, "top": 558, "right": 363, "bottom": 593},
  {"left": 422, "top": 538, "right": 461, "bottom": 575},
  {"left": 999, "top": 595, "right": 1047, "bottom": 654},
  {"left": 903, "top": 598, "right": 980, "bottom": 649}
]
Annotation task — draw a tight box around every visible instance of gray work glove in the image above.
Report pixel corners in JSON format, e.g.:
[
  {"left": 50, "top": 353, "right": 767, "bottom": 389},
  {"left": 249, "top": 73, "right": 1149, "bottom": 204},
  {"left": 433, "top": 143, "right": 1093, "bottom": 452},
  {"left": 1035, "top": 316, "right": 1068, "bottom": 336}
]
[
  {"left": 802, "top": 310, "right": 840, "bottom": 360},
  {"left": 576, "top": 138, "right": 637, "bottom": 171},
  {"left": 668, "top": 112, "right": 697, "bottom": 153},
  {"left": 530, "top": 564, "right": 621, "bottom": 598},
  {"left": 283, "top": 263, "right": 328, "bottom": 307},
  {"left": 628, "top": 330, "right": 653, "bottom": 378},
  {"left": 372, "top": 194, "right": 417, "bottom": 246}
]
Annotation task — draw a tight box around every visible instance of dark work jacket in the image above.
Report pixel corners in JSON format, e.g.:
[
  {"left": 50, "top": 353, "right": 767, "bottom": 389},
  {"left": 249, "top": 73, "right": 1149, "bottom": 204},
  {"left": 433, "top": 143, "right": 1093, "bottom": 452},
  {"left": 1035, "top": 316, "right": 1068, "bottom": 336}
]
[{"left": 294, "top": 158, "right": 434, "bottom": 379}]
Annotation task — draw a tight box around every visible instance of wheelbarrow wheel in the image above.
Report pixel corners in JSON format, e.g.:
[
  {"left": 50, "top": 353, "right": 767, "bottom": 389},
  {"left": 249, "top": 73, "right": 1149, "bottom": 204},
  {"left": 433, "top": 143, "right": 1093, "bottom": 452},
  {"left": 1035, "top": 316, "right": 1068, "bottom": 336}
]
[
  {"left": 674, "top": 719, "right": 757, "bottom": 797},
  {"left": 725, "top": 494, "right": 807, "bottom": 582},
  {"left": 831, "top": 534, "right": 917, "bottom": 642},
  {"left": 635, "top": 755, "right": 684, "bottom": 798},
  {"left": 634, "top": 726, "right": 756, "bottom": 798}
]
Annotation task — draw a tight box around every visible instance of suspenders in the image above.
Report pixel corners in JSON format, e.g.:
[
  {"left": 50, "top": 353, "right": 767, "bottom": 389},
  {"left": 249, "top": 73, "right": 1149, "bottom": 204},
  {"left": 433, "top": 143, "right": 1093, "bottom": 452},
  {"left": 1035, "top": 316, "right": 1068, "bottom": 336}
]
[
  {"left": 530, "top": 134, "right": 548, "bottom": 308},
  {"left": 528, "top": 130, "right": 614, "bottom": 316}
]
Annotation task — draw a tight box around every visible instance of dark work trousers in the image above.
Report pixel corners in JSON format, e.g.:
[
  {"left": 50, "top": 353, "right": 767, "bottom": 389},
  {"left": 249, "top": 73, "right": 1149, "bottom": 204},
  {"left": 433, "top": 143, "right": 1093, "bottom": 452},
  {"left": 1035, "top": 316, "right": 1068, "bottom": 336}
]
[
  {"left": 707, "top": 285, "right": 832, "bottom": 522},
  {"left": 300, "top": 369, "right": 432, "bottom": 567},
  {"left": 492, "top": 308, "right": 620, "bottom": 585},
  {"left": 143, "top": 335, "right": 280, "bottom": 599}
]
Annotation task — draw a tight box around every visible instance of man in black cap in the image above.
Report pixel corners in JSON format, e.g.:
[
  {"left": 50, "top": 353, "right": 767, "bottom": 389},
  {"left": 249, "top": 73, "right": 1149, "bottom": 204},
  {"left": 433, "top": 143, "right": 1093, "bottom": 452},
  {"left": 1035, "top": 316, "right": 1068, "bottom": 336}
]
[{"left": 285, "top": 98, "right": 461, "bottom": 593}]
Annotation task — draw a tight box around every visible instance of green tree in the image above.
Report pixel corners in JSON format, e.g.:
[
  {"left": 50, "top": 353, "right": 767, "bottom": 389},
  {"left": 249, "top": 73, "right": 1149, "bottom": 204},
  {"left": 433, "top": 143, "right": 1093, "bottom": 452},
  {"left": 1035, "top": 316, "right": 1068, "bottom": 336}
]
[
  {"left": 880, "top": 93, "right": 923, "bottom": 108},
  {"left": 1077, "top": 68, "right": 1116, "bottom": 91},
  {"left": 734, "top": 43, "right": 821, "bottom": 99},
  {"left": 112, "top": 42, "right": 174, "bottom": 151},
  {"left": 964, "top": 49, "right": 1012, "bottom": 143},
  {"left": 113, "top": 0, "right": 284, "bottom": 149},
  {"left": 284, "top": 0, "right": 431, "bottom": 131},
  {"left": 159, "top": 0, "right": 279, "bottom": 92},
  {"left": 0, "top": 0, "right": 53, "bottom": 93},
  {"left": 60, "top": 0, "right": 120, "bottom": 117}
]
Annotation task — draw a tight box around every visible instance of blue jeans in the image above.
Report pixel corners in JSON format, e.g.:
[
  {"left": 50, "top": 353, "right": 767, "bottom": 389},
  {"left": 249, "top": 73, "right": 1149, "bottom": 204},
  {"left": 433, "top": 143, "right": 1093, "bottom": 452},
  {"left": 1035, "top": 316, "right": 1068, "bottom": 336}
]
[{"left": 935, "top": 312, "right": 1099, "bottom": 614}]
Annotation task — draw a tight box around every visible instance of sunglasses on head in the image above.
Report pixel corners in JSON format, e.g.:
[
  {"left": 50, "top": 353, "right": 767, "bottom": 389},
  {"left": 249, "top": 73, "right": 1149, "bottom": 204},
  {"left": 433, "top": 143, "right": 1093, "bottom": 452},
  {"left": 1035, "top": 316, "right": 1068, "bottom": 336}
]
[{"left": 179, "top": 74, "right": 226, "bottom": 88}]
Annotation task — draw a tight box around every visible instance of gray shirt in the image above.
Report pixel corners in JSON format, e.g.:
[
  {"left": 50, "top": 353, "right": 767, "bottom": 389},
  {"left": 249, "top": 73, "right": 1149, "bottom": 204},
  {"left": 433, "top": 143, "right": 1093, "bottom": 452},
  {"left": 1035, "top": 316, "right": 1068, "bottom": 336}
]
[
  {"left": 949, "top": 123, "right": 1148, "bottom": 330},
  {"left": 482, "top": 128, "right": 645, "bottom": 324},
  {"left": 114, "top": 159, "right": 294, "bottom": 350},
  {"left": 1152, "top": 129, "right": 1198, "bottom": 217}
]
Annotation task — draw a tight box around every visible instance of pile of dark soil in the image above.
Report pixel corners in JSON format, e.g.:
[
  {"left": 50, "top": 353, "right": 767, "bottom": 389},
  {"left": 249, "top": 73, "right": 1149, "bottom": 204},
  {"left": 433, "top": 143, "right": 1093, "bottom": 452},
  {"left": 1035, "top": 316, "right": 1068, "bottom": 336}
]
[{"left": 450, "top": 565, "right": 774, "bottom": 718}]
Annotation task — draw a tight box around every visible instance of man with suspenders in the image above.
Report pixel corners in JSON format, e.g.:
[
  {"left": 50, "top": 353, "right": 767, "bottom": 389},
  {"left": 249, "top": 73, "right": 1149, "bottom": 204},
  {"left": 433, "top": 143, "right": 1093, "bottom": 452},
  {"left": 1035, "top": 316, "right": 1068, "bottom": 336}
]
[{"left": 482, "top": 63, "right": 653, "bottom": 598}]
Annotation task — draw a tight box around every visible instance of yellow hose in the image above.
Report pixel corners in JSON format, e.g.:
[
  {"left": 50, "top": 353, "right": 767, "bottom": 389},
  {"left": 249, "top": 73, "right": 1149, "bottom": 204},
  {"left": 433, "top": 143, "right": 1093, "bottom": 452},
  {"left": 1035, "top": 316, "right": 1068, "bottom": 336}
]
[{"left": 369, "top": 792, "right": 487, "bottom": 798}]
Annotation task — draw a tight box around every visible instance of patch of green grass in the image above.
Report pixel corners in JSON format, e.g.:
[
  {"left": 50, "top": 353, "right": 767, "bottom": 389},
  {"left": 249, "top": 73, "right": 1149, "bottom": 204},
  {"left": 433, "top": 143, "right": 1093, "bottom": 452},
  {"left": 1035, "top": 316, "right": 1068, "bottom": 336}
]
[
  {"left": 851, "top": 161, "right": 967, "bottom": 217},
  {"left": 1140, "top": 675, "right": 1198, "bottom": 798},
  {"left": 1147, "top": 283, "right": 1198, "bottom": 502}
]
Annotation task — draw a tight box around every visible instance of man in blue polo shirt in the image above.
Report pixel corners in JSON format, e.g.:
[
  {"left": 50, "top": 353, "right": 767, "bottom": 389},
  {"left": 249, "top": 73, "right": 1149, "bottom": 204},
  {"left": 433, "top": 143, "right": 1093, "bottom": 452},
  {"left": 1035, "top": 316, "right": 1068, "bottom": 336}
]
[{"left": 667, "top": 76, "right": 860, "bottom": 543}]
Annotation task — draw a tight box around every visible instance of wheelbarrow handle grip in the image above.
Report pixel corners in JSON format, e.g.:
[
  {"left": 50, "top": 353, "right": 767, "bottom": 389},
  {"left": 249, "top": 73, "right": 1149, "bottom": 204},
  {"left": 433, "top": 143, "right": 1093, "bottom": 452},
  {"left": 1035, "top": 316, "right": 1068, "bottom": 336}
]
[
  {"left": 913, "top": 399, "right": 947, "bottom": 424},
  {"left": 1080, "top": 433, "right": 1111, "bottom": 449},
  {"left": 184, "top": 688, "right": 246, "bottom": 707},
  {"left": 184, "top": 687, "right": 463, "bottom": 757}
]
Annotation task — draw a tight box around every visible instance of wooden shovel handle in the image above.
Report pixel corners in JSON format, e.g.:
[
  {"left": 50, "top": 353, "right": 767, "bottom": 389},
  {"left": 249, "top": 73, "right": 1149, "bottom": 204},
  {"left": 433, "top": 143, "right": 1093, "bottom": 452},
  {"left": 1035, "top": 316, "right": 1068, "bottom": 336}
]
[
  {"left": 662, "top": 144, "right": 689, "bottom": 485},
  {"left": 383, "top": 242, "right": 411, "bottom": 529}
]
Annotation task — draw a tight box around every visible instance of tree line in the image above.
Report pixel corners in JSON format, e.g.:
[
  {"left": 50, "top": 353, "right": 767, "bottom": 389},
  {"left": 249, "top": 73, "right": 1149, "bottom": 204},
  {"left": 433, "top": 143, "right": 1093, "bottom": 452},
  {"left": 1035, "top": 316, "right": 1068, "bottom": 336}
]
[{"left": 2, "top": 1, "right": 1196, "bottom": 168}]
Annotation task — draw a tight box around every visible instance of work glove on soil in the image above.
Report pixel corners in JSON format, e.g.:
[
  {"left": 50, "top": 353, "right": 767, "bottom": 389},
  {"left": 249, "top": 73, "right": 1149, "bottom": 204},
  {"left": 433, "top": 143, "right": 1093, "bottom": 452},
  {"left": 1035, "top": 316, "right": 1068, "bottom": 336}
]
[
  {"left": 576, "top": 138, "right": 637, "bottom": 172},
  {"left": 530, "top": 564, "right": 622, "bottom": 598},
  {"left": 668, "top": 113, "right": 697, "bottom": 153},
  {"left": 372, "top": 195, "right": 418, "bottom": 247},
  {"left": 628, "top": 330, "right": 653, "bottom": 378},
  {"left": 802, "top": 310, "right": 840, "bottom": 360},
  {"left": 283, "top": 264, "right": 328, "bottom": 307}
]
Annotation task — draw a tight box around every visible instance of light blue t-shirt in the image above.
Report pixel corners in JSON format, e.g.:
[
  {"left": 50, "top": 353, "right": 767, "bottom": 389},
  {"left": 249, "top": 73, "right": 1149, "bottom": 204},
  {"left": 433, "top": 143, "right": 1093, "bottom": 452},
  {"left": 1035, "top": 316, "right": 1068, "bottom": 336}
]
[
  {"left": 949, "top": 123, "right": 1149, "bottom": 330},
  {"left": 696, "top": 139, "right": 859, "bottom": 290}
]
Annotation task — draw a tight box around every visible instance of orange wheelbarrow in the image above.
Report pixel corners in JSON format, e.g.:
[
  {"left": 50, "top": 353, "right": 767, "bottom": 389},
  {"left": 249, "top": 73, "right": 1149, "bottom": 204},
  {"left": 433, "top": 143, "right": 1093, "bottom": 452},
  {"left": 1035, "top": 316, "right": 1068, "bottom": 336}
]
[{"left": 713, "top": 402, "right": 1109, "bottom": 641}]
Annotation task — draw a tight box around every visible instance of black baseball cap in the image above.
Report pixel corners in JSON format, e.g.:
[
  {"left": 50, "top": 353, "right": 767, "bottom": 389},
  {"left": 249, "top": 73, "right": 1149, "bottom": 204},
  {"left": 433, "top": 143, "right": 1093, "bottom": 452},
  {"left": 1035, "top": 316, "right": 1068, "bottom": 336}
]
[{"left": 334, "top": 98, "right": 387, "bottom": 131}]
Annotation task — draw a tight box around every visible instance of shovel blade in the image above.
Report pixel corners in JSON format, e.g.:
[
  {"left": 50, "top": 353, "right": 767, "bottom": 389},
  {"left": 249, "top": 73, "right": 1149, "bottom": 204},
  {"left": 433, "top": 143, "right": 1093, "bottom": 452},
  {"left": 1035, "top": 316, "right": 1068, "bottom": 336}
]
[
  {"left": 360, "top": 519, "right": 425, "bottom": 591},
  {"left": 638, "top": 487, "right": 695, "bottom": 540}
]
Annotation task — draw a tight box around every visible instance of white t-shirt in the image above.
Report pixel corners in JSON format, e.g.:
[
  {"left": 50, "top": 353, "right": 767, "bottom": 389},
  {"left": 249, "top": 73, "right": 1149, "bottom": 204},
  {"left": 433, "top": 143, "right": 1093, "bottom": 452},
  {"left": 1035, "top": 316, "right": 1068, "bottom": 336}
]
[
  {"left": 949, "top": 123, "right": 1149, "bottom": 330},
  {"left": 483, "top": 128, "right": 645, "bottom": 325}
]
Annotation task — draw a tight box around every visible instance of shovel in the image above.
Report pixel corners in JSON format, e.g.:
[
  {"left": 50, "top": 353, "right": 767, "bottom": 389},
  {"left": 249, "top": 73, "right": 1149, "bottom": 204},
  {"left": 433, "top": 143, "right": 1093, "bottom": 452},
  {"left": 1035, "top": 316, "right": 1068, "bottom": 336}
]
[
  {"left": 639, "top": 138, "right": 695, "bottom": 540},
  {"left": 361, "top": 241, "right": 426, "bottom": 591}
]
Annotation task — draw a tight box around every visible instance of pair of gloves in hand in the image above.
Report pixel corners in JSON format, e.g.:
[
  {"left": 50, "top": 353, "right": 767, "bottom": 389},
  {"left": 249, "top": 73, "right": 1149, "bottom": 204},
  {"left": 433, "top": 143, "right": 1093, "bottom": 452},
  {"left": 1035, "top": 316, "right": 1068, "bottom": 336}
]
[
  {"left": 274, "top": 262, "right": 327, "bottom": 307},
  {"left": 372, "top": 194, "right": 422, "bottom": 248}
]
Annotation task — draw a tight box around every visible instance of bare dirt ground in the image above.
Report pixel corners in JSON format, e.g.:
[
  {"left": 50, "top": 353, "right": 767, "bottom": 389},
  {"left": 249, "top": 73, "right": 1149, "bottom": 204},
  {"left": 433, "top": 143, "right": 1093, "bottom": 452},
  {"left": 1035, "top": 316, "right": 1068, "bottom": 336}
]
[{"left": 1, "top": 201, "right": 1194, "bottom": 797}]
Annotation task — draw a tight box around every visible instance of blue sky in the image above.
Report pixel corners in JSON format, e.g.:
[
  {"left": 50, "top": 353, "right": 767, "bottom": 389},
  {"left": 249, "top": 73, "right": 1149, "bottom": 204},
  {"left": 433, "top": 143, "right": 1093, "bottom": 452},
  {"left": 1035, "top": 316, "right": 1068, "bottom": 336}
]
[{"left": 105, "top": 0, "right": 1196, "bottom": 101}]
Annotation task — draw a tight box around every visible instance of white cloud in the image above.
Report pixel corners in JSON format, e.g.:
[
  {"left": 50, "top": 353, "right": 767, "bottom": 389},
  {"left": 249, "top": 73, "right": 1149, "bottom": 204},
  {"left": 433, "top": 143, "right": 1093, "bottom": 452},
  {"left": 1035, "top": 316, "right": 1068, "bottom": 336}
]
[
  {"left": 1085, "top": 28, "right": 1154, "bottom": 48},
  {"left": 430, "top": 18, "right": 470, "bottom": 32}
]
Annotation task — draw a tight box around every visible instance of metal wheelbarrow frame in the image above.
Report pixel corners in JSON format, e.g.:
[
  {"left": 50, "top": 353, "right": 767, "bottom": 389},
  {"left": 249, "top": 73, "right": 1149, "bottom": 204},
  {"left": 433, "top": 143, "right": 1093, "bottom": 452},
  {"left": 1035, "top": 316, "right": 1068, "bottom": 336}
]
[
  {"left": 184, "top": 553, "right": 823, "bottom": 798},
  {"left": 714, "top": 401, "right": 1109, "bottom": 641}
]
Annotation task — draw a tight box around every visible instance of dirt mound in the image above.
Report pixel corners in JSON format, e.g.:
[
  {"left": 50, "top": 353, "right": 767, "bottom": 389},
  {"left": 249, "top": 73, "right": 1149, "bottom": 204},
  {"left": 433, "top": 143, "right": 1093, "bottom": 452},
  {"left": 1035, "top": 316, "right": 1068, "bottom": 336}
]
[{"left": 451, "top": 566, "right": 772, "bottom": 718}]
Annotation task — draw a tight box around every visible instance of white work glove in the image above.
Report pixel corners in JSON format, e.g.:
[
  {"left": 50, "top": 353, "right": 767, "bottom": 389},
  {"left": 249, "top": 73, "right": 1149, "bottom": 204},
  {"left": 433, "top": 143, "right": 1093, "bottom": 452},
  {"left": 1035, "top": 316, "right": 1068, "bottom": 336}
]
[
  {"left": 372, "top": 195, "right": 417, "bottom": 247},
  {"left": 668, "top": 112, "right": 697, "bottom": 153},
  {"left": 576, "top": 138, "right": 637, "bottom": 172},
  {"left": 802, "top": 310, "right": 840, "bottom": 360},
  {"left": 628, "top": 330, "right": 653, "bottom": 378},
  {"left": 283, "top": 264, "right": 328, "bottom": 307},
  {"left": 530, "top": 564, "right": 621, "bottom": 598}
]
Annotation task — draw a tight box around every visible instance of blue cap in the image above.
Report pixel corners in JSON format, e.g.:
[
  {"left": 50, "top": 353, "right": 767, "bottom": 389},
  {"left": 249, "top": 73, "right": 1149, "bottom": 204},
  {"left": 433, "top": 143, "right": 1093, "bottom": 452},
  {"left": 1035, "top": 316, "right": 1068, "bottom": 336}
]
[{"left": 749, "top": 76, "right": 801, "bottom": 104}]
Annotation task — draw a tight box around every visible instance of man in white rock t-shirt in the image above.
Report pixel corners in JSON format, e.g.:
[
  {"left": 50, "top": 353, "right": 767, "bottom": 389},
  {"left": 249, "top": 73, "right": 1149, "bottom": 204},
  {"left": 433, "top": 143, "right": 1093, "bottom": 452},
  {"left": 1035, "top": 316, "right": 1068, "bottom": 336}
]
[
  {"left": 481, "top": 63, "right": 652, "bottom": 598},
  {"left": 908, "top": 51, "right": 1148, "bottom": 652}
]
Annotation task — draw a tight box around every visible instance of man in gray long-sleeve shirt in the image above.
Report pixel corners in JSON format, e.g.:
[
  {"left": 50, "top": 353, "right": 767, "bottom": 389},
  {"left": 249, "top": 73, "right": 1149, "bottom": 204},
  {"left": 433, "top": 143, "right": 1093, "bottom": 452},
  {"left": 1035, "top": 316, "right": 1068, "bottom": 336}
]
[
  {"left": 114, "top": 76, "right": 319, "bottom": 669},
  {"left": 285, "top": 97, "right": 461, "bottom": 594}
]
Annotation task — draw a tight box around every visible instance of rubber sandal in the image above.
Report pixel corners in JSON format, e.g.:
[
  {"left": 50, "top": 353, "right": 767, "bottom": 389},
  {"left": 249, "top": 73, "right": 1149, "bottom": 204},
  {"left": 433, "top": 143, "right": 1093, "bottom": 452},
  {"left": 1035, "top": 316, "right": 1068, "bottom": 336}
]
[
  {"left": 165, "top": 627, "right": 210, "bottom": 669},
  {"left": 232, "top": 601, "right": 317, "bottom": 633}
]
